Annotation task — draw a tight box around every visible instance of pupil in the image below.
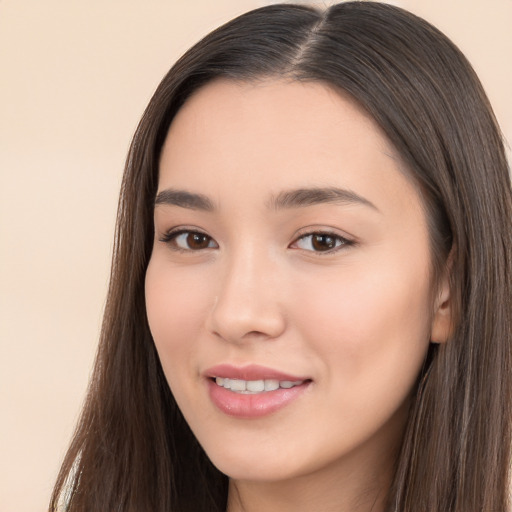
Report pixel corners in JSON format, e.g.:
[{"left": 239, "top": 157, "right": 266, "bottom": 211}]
[
  {"left": 312, "top": 234, "right": 335, "bottom": 251},
  {"left": 187, "top": 233, "right": 209, "bottom": 249}
]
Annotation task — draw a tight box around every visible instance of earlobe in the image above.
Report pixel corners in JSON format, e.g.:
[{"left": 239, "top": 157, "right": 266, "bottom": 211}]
[{"left": 430, "top": 273, "right": 453, "bottom": 344}]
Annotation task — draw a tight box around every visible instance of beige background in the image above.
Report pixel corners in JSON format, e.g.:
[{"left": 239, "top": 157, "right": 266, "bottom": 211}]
[{"left": 0, "top": 1, "right": 510, "bottom": 511}]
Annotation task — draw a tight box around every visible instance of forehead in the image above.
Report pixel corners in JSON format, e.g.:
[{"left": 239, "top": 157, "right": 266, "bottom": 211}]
[
  {"left": 162, "top": 78, "right": 392, "bottom": 171},
  {"left": 158, "top": 79, "right": 422, "bottom": 219}
]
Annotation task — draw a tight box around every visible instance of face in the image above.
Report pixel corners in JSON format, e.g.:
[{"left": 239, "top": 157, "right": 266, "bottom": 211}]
[{"left": 145, "top": 79, "right": 447, "bottom": 486}]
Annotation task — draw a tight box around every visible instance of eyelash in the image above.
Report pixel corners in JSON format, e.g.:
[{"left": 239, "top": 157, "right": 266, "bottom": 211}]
[
  {"left": 159, "top": 228, "right": 355, "bottom": 255},
  {"left": 159, "top": 229, "right": 217, "bottom": 253},
  {"left": 292, "top": 230, "right": 355, "bottom": 254}
]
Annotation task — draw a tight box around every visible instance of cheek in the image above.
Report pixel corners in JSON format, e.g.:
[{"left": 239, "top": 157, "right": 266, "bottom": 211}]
[
  {"left": 291, "top": 256, "right": 432, "bottom": 395},
  {"left": 145, "top": 259, "right": 212, "bottom": 378}
]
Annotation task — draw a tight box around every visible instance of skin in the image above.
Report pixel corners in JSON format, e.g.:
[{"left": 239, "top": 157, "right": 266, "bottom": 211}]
[{"left": 145, "top": 79, "right": 451, "bottom": 512}]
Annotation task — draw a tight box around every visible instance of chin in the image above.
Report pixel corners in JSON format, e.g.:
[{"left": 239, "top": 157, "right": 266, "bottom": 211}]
[
  {"left": 201, "top": 437, "right": 321, "bottom": 483},
  {"left": 215, "top": 460, "right": 300, "bottom": 483}
]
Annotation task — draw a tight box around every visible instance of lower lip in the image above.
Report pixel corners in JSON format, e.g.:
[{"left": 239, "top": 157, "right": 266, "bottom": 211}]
[{"left": 207, "top": 379, "right": 310, "bottom": 418}]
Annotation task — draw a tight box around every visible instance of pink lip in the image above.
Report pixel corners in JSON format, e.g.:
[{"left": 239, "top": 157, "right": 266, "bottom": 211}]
[
  {"left": 204, "top": 363, "right": 308, "bottom": 382},
  {"left": 204, "top": 364, "right": 311, "bottom": 419}
]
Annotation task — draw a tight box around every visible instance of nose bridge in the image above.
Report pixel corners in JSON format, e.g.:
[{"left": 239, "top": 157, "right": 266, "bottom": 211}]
[{"left": 208, "top": 240, "right": 285, "bottom": 342}]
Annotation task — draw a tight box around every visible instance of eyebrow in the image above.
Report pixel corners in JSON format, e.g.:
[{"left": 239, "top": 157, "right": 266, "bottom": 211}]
[
  {"left": 154, "top": 186, "right": 378, "bottom": 212},
  {"left": 154, "top": 189, "right": 215, "bottom": 211},
  {"left": 267, "top": 187, "right": 379, "bottom": 212}
]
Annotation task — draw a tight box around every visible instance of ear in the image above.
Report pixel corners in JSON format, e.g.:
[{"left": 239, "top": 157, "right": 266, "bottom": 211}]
[{"left": 430, "top": 265, "right": 453, "bottom": 344}]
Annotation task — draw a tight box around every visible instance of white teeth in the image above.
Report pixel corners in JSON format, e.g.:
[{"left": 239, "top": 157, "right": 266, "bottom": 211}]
[
  {"left": 264, "top": 379, "right": 279, "bottom": 391},
  {"left": 246, "top": 380, "right": 265, "bottom": 392},
  {"left": 229, "top": 379, "right": 247, "bottom": 392},
  {"left": 214, "top": 377, "right": 304, "bottom": 394}
]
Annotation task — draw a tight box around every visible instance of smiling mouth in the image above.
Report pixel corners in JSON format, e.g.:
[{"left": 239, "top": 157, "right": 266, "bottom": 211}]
[
  {"left": 206, "top": 368, "right": 312, "bottom": 417},
  {"left": 212, "top": 377, "right": 307, "bottom": 394}
]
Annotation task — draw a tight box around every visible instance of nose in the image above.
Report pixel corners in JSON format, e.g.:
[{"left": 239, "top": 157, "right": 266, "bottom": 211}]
[{"left": 206, "top": 246, "right": 286, "bottom": 344}]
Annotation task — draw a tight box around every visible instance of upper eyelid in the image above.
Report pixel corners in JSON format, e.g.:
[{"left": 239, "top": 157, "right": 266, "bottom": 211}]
[
  {"left": 292, "top": 226, "right": 355, "bottom": 243},
  {"left": 290, "top": 232, "right": 354, "bottom": 252},
  {"left": 158, "top": 227, "right": 218, "bottom": 248},
  {"left": 159, "top": 227, "right": 351, "bottom": 240},
  {"left": 160, "top": 226, "right": 211, "bottom": 238},
  {"left": 294, "top": 231, "right": 350, "bottom": 242}
]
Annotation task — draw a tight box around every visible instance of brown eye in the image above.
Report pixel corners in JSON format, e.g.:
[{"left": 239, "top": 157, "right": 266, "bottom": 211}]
[
  {"left": 186, "top": 232, "right": 212, "bottom": 250},
  {"left": 311, "top": 234, "right": 337, "bottom": 251},
  {"left": 160, "top": 230, "right": 217, "bottom": 251},
  {"left": 293, "top": 232, "right": 351, "bottom": 254}
]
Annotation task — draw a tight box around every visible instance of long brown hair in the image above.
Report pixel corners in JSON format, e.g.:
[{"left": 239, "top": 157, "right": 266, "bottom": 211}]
[{"left": 50, "top": 3, "right": 512, "bottom": 511}]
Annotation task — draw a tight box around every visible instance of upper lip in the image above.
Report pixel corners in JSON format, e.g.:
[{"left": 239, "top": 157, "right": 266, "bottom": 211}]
[{"left": 204, "top": 364, "right": 309, "bottom": 382}]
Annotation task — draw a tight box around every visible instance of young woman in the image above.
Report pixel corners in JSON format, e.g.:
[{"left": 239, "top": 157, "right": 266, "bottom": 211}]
[{"left": 50, "top": 2, "right": 512, "bottom": 511}]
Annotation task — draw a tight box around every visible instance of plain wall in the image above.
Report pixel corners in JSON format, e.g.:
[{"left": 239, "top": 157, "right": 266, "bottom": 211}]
[{"left": 0, "top": 1, "right": 510, "bottom": 511}]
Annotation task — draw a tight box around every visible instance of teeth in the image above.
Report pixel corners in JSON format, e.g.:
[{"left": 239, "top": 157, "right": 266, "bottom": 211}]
[
  {"left": 214, "top": 377, "right": 304, "bottom": 394},
  {"left": 246, "top": 380, "right": 265, "bottom": 392},
  {"left": 229, "top": 379, "right": 246, "bottom": 392},
  {"left": 265, "top": 379, "right": 279, "bottom": 391}
]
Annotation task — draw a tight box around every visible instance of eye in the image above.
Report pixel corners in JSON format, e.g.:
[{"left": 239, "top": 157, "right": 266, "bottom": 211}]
[
  {"left": 292, "top": 232, "right": 353, "bottom": 253},
  {"left": 160, "top": 229, "right": 218, "bottom": 251}
]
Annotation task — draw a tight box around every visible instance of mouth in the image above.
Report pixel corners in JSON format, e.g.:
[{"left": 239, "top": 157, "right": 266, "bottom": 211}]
[
  {"left": 211, "top": 376, "right": 306, "bottom": 394},
  {"left": 204, "top": 364, "right": 312, "bottom": 418}
]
